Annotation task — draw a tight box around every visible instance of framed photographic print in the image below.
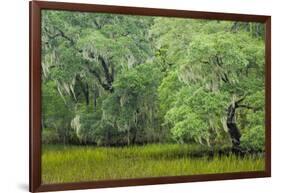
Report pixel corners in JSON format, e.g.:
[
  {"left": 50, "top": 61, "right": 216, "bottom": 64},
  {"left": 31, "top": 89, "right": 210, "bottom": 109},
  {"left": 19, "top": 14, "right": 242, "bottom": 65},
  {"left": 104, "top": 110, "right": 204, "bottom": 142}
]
[{"left": 30, "top": 1, "right": 271, "bottom": 192}]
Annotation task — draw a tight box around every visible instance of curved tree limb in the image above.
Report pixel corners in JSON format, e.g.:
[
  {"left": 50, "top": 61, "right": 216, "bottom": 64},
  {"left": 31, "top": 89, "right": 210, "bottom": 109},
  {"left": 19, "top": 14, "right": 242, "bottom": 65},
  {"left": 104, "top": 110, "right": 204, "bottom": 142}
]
[{"left": 43, "top": 26, "right": 115, "bottom": 93}]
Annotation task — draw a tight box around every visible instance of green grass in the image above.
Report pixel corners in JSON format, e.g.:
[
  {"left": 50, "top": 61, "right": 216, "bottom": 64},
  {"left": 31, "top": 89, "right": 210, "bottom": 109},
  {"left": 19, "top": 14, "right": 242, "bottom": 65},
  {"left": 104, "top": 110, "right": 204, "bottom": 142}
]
[{"left": 42, "top": 144, "right": 264, "bottom": 184}]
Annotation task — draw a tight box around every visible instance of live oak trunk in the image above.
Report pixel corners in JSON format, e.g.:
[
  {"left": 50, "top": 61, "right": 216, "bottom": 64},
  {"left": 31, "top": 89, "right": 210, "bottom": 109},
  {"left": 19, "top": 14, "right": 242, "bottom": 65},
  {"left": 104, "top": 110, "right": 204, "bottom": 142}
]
[
  {"left": 226, "top": 102, "right": 242, "bottom": 154},
  {"left": 226, "top": 96, "right": 250, "bottom": 154}
]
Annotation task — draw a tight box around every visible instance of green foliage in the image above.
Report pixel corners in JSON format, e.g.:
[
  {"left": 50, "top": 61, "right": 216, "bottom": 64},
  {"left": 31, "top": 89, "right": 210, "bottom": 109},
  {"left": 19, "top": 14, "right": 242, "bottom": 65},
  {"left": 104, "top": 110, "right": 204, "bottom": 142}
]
[
  {"left": 42, "top": 80, "right": 76, "bottom": 144},
  {"left": 240, "top": 92, "right": 265, "bottom": 151},
  {"left": 158, "top": 71, "right": 183, "bottom": 116},
  {"left": 41, "top": 10, "right": 266, "bottom": 154},
  {"left": 180, "top": 32, "right": 263, "bottom": 89},
  {"left": 165, "top": 86, "right": 229, "bottom": 145},
  {"left": 40, "top": 11, "right": 267, "bottom": 184},
  {"left": 176, "top": 29, "right": 265, "bottom": 149},
  {"left": 241, "top": 125, "right": 265, "bottom": 152},
  {"left": 102, "top": 63, "right": 162, "bottom": 144},
  {"left": 42, "top": 128, "right": 60, "bottom": 144}
]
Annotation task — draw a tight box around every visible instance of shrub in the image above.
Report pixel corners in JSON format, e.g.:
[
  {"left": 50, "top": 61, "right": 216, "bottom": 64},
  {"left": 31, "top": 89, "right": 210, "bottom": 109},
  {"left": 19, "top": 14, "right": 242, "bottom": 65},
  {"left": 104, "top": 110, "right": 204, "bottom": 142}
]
[
  {"left": 240, "top": 125, "right": 265, "bottom": 152},
  {"left": 42, "top": 128, "right": 60, "bottom": 144}
]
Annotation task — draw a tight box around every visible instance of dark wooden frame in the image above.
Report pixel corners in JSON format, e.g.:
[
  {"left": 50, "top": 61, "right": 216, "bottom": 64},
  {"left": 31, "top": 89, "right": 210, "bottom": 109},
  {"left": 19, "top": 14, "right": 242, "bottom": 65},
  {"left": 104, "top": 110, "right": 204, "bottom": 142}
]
[{"left": 30, "top": 0, "right": 271, "bottom": 192}]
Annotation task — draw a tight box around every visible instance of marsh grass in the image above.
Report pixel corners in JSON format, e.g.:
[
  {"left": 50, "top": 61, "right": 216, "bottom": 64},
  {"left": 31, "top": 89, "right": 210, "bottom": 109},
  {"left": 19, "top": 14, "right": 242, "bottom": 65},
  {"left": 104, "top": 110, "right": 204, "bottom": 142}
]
[{"left": 42, "top": 144, "right": 264, "bottom": 184}]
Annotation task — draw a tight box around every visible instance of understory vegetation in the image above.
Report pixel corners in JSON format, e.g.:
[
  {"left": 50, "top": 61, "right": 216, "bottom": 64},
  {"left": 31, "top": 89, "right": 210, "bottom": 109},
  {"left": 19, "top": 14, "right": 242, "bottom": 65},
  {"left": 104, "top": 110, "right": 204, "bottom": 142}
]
[{"left": 41, "top": 10, "right": 266, "bottom": 183}]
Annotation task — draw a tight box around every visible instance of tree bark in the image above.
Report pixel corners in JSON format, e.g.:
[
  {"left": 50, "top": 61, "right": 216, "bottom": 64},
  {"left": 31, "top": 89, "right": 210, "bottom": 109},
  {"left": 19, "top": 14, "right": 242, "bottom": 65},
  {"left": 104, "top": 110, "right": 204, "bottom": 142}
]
[
  {"left": 226, "top": 97, "right": 256, "bottom": 154},
  {"left": 131, "top": 127, "right": 137, "bottom": 145},
  {"left": 226, "top": 97, "right": 245, "bottom": 154},
  {"left": 76, "top": 75, "right": 89, "bottom": 106},
  {"left": 127, "top": 130, "right": 130, "bottom": 146}
]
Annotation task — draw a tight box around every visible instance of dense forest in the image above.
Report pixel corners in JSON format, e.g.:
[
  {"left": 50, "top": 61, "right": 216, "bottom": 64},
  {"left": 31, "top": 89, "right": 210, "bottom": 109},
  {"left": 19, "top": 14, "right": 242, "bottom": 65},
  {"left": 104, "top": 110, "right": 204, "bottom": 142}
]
[{"left": 41, "top": 10, "right": 265, "bottom": 155}]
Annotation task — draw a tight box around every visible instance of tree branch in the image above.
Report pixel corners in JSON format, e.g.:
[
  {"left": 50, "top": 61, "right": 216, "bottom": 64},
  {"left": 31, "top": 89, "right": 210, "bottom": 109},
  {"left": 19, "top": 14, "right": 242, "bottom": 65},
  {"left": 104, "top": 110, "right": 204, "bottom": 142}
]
[
  {"left": 98, "top": 55, "right": 114, "bottom": 85},
  {"left": 44, "top": 26, "right": 82, "bottom": 53},
  {"left": 88, "top": 67, "right": 113, "bottom": 92},
  {"left": 235, "top": 96, "right": 246, "bottom": 106},
  {"left": 44, "top": 27, "right": 115, "bottom": 92}
]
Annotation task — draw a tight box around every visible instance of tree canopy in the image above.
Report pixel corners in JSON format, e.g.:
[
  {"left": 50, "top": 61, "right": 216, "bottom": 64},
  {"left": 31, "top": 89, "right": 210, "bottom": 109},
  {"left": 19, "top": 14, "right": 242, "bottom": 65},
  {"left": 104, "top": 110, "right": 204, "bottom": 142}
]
[{"left": 41, "top": 10, "right": 265, "bottom": 153}]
